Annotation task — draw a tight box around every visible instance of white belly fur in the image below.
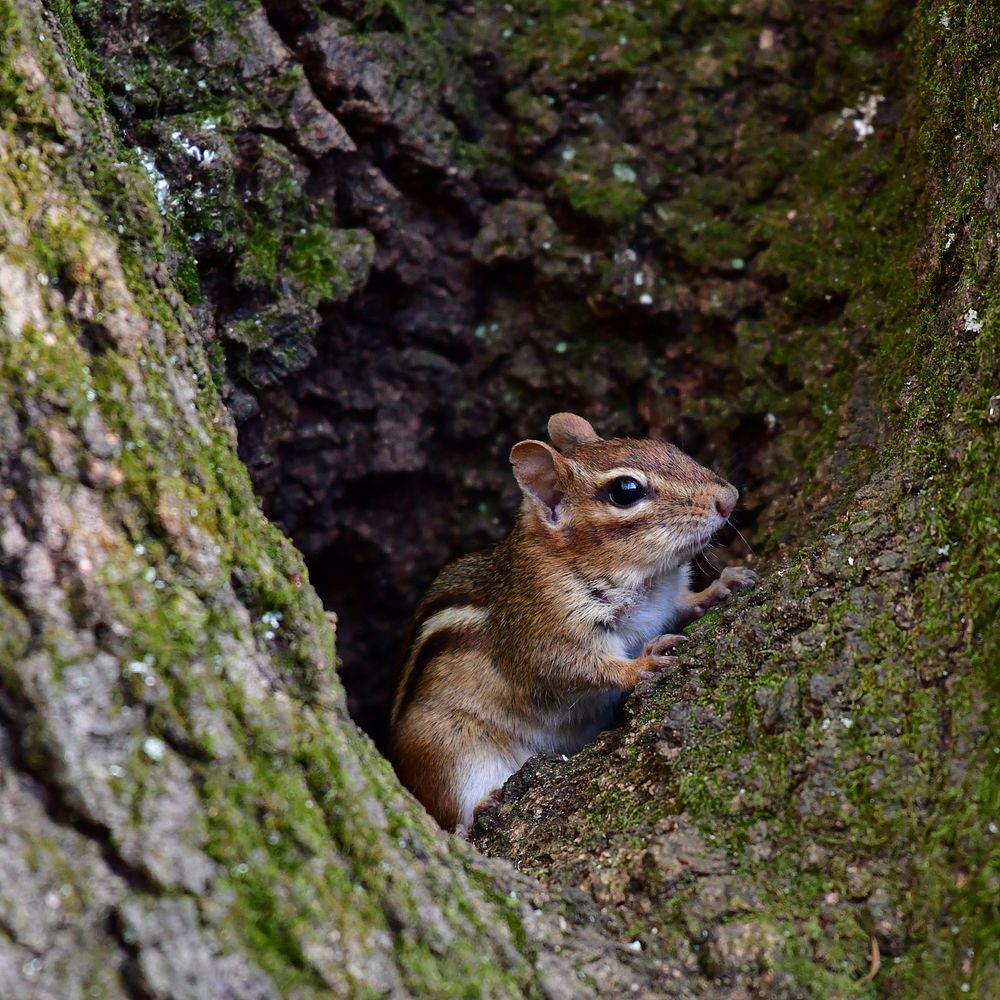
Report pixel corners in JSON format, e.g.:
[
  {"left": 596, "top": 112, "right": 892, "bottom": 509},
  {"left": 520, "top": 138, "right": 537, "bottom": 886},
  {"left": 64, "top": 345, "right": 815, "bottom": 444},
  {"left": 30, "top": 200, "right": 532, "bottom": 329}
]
[{"left": 605, "top": 564, "right": 690, "bottom": 658}]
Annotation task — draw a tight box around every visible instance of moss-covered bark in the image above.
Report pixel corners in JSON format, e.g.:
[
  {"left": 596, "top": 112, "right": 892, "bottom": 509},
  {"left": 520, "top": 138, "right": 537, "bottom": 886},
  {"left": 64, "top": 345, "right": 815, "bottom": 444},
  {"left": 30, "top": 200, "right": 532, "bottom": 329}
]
[
  {"left": 474, "top": 3, "right": 1000, "bottom": 997},
  {"left": 1, "top": 0, "right": 997, "bottom": 997},
  {"left": 0, "top": 2, "right": 666, "bottom": 996}
]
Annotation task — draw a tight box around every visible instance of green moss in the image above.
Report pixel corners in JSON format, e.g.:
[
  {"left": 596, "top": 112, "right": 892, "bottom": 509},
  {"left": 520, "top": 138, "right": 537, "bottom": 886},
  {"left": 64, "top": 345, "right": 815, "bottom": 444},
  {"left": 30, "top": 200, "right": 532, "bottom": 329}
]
[
  {"left": 286, "top": 225, "right": 376, "bottom": 306},
  {"left": 555, "top": 164, "right": 647, "bottom": 228},
  {"left": 493, "top": 0, "right": 668, "bottom": 82}
]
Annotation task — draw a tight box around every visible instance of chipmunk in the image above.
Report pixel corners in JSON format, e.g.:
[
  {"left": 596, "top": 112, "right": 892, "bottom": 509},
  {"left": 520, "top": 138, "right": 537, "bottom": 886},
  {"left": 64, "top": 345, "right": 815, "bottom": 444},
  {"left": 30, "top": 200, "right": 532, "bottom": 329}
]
[{"left": 388, "top": 413, "right": 757, "bottom": 832}]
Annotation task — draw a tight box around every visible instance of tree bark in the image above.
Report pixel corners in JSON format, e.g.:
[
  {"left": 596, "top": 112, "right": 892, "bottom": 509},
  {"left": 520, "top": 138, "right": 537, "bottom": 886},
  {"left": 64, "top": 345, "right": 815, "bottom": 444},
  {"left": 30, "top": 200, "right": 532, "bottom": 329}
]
[
  {"left": 1, "top": 0, "right": 997, "bottom": 997},
  {"left": 0, "top": 2, "right": 670, "bottom": 997}
]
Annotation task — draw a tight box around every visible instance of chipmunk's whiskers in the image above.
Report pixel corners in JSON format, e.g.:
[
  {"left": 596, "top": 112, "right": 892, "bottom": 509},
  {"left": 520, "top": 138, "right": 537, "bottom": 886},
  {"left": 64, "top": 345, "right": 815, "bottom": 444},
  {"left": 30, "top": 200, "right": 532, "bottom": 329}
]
[
  {"left": 728, "top": 520, "right": 756, "bottom": 558},
  {"left": 699, "top": 546, "right": 722, "bottom": 573}
]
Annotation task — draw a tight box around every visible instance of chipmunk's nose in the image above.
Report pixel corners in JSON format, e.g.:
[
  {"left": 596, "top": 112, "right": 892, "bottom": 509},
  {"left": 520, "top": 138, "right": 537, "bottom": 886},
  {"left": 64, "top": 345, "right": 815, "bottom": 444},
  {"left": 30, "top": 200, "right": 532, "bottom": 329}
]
[{"left": 714, "top": 493, "right": 737, "bottom": 519}]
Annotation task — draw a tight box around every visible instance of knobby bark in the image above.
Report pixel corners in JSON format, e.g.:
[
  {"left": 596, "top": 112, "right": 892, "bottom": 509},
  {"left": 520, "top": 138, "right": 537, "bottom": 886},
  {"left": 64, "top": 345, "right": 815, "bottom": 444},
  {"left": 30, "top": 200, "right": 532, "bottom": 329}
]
[{"left": 0, "top": 0, "right": 997, "bottom": 997}]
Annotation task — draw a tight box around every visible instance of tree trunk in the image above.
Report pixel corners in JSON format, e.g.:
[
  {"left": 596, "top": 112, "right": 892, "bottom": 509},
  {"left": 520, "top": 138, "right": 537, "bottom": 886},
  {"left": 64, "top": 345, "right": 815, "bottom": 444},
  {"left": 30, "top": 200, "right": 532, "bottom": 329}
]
[
  {"left": 0, "top": 2, "right": 670, "bottom": 996},
  {"left": 1, "top": 0, "right": 997, "bottom": 997}
]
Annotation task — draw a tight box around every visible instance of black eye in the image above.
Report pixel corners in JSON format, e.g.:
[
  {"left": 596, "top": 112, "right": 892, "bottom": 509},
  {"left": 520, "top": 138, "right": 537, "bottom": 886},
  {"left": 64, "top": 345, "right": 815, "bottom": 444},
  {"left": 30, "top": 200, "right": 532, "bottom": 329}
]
[{"left": 608, "top": 476, "right": 647, "bottom": 507}]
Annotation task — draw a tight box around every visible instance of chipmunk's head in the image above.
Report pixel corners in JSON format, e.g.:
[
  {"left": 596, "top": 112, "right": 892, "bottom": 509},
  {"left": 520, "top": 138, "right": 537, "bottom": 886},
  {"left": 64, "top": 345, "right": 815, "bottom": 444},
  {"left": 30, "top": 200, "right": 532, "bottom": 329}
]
[{"left": 510, "top": 412, "right": 737, "bottom": 582}]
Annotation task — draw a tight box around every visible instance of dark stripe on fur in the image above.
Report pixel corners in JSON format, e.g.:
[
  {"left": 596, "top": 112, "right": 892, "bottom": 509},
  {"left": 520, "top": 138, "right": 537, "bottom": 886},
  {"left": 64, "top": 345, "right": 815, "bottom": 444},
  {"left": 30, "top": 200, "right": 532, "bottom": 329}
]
[
  {"left": 395, "top": 626, "right": 477, "bottom": 721},
  {"left": 416, "top": 590, "right": 486, "bottom": 625}
]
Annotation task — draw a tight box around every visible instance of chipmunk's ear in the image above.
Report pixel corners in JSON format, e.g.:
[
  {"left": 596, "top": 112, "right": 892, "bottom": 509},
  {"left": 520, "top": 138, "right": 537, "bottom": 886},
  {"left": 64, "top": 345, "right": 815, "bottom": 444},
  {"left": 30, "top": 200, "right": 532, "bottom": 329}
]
[
  {"left": 510, "top": 440, "right": 571, "bottom": 522},
  {"left": 547, "top": 412, "right": 601, "bottom": 451}
]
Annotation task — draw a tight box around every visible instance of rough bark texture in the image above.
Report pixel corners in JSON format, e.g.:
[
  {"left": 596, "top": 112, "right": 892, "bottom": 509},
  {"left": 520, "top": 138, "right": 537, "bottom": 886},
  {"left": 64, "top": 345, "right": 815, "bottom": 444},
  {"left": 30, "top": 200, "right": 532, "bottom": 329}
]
[
  {"left": 1, "top": 0, "right": 997, "bottom": 998},
  {"left": 0, "top": 3, "right": 671, "bottom": 996}
]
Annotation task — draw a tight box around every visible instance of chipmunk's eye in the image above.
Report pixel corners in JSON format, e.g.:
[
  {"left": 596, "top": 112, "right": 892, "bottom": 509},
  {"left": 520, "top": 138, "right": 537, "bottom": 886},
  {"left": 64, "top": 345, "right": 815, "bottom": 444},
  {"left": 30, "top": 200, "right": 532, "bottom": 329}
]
[{"left": 608, "top": 476, "right": 647, "bottom": 507}]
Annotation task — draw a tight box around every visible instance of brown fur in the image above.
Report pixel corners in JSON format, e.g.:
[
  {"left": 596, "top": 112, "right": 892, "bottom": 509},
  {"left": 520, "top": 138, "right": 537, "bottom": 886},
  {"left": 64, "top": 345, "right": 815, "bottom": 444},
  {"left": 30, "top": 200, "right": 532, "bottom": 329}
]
[{"left": 388, "top": 413, "right": 755, "bottom": 830}]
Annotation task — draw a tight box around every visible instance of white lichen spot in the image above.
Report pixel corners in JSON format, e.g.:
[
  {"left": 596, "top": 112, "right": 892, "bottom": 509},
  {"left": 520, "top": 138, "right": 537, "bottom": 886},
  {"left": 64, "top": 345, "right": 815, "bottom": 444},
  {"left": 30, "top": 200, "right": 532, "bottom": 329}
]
[
  {"left": 639, "top": 293, "right": 653, "bottom": 305},
  {"left": 627, "top": 940, "right": 643, "bottom": 952},
  {"left": 765, "top": 412, "right": 778, "bottom": 430},
  {"left": 731, "top": 257, "right": 745, "bottom": 270},
  {"left": 962, "top": 308, "right": 983, "bottom": 333},
  {"left": 171, "top": 131, "right": 219, "bottom": 164},
  {"left": 612, "top": 162, "right": 638, "bottom": 183},
  {"left": 142, "top": 737, "right": 166, "bottom": 761},
  {"left": 561, "top": 145, "right": 576, "bottom": 162},
  {"left": 839, "top": 716, "right": 853, "bottom": 729},
  {"left": 945, "top": 230, "right": 957, "bottom": 249},
  {"left": 839, "top": 93, "right": 884, "bottom": 142},
  {"left": 135, "top": 148, "right": 171, "bottom": 210},
  {"left": 938, "top": 9, "right": 950, "bottom": 29}
]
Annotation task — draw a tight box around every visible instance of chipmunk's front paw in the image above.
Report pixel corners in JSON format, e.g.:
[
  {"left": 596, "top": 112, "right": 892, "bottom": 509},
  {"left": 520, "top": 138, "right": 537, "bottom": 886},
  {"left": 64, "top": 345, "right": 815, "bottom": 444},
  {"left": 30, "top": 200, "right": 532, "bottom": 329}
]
[
  {"left": 643, "top": 633, "right": 688, "bottom": 657},
  {"left": 638, "top": 657, "right": 677, "bottom": 680},
  {"left": 720, "top": 566, "right": 758, "bottom": 590}
]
